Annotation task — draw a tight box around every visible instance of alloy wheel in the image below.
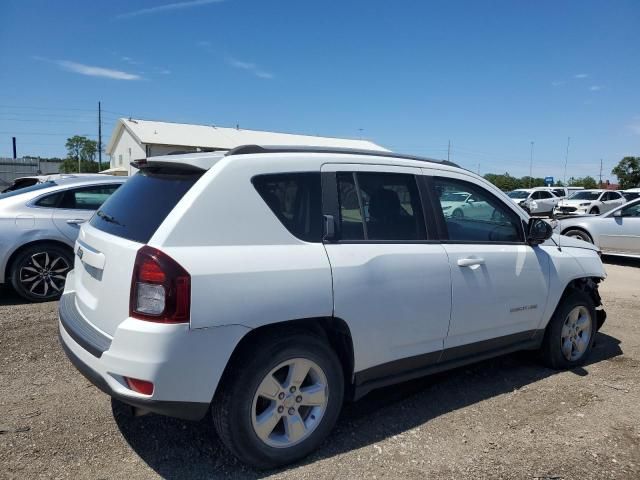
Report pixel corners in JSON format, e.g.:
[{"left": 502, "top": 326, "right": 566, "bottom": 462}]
[
  {"left": 19, "top": 251, "right": 70, "bottom": 298},
  {"left": 251, "top": 358, "right": 329, "bottom": 448},
  {"left": 560, "top": 306, "right": 592, "bottom": 361}
]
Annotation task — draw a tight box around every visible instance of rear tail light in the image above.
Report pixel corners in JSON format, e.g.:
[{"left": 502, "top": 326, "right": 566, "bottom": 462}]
[
  {"left": 125, "top": 377, "right": 154, "bottom": 395},
  {"left": 130, "top": 246, "right": 190, "bottom": 323}
]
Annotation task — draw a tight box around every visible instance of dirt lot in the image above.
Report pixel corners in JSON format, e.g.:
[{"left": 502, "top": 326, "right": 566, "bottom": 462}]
[{"left": 1, "top": 257, "right": 639, "bottom": 479}]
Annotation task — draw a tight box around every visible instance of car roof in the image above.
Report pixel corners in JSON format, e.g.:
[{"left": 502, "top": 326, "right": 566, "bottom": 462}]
[{"left": 138, "top": 144, "right": 461, "bottom": 173}]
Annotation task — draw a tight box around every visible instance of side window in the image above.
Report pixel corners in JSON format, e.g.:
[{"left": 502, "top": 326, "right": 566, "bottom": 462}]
[
  {"left": 252, "top": 173, "right": 322, "bottom": 242},
  {"left": 539, "top": 191, "right": 552, "bottom": 199},
  {"left": 336, "top": 172, "right": 426, "bottom": 241},
  {"left": 531, "top": 191, "right": 542, "bottom": 200},
  {"left": 34, "top": 192, "right": 63, "bottom": 207},
  {"left": 433, "top": 177, "right": 523, "bottom": 243},
  {"left": 58, "top": 184, "right": 121, "bottom": 210},
  {"left": 552, "top": 189, "right": 565, "bottom": 197},
  {"left": 620, "top": 202, "right": 640, "bottom": 217}
]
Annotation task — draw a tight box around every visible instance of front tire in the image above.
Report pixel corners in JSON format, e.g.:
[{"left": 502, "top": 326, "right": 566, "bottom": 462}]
[
  {"left": 589, "top": 207, "right": 600, "bottom": 215},
  {"left": 540, "top": 291, "right": 597, "bottom": 369},
  {"left": 212, "top": 332, "right": 344, "bottom": 469},
  {"left": 10, "top": 244, "right": 73, "bottom": 302},
  {"left": 563, "top": 229, "right": 593, "bottom": 243}
]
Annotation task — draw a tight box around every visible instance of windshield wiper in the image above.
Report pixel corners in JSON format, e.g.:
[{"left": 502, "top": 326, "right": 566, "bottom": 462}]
[{"left": 96, "top": 210, "right": 124, "bottom": 227}]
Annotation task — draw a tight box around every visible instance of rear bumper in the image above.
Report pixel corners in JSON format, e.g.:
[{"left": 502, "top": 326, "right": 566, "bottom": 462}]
[
  {"left": 58, "top": 289, "right": 250, "bottom": 421},
  {"left": 59, "top": 332, "right": 210, "bottom": 420}
]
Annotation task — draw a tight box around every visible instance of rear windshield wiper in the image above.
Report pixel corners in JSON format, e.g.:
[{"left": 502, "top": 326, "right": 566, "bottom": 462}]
[{"left": 96, "top": 210, "right": 124, "bottom": 227}]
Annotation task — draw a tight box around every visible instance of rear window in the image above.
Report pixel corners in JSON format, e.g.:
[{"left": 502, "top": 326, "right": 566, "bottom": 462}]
[
  {"left": 90, "top": 169, "right": 202, "bottom": 243},
  {"left": 252, "top": 173, "right": 322, "bottom": 242},
  {"left": 0, "top": 181, "right": 56, "bottom": 199}
]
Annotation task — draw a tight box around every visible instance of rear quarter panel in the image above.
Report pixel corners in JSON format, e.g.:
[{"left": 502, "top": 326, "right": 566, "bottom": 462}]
[{"left": 152, "top": 154, "right": 334, "bottom": 329}]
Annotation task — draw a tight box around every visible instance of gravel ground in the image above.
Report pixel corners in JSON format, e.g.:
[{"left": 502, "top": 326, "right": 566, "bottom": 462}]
[{"left": 1, "top": 257, "right": 639, "bottom": 479}]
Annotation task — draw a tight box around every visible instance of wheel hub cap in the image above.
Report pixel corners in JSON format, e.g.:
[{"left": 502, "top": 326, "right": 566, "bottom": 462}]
[
  {"left": 251, "top": 357, "right": 329, "bottom": 448},
  {"left": 19, "top": 252, "right": 70, "bottom": 298},
  {"left": 560, "top": 306, "right": 592, "bottom": 361}
]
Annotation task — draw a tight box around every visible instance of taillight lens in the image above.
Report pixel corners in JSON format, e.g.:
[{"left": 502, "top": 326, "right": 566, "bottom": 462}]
[
  {"left": 125, "top": 377, "right": 154, "bottom": 395},
  {"left": 130, "top": 246, "right": 190, "bottom": 323}
]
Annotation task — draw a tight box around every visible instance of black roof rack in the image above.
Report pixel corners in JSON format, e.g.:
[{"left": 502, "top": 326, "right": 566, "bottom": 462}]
[{"left": 225, "top": 144, "right": 460, "bottom": 168}]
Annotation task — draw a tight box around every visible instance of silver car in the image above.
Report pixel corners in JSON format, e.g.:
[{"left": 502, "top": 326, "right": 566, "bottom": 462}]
[
  {"left": 556, "top": 198, "right": 640, "bottom": 258},
  {"left": 0, "top": 176, "right": 127, "bottom": 301}
]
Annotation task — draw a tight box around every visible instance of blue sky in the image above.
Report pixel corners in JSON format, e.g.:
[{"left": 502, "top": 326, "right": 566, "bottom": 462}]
[{"left": 0, "top": 0, "right": 638, "bottom": 182}]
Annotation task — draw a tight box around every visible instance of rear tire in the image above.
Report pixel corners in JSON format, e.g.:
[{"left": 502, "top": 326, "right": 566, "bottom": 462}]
[
  {"left": 540, "top": 291, "right": 597, "bottom": 369},
  {"left": 563, "top": 229, "right": 593, "bottom": 243},
  {"left": 212, "top": 332, "right": 344, "bottom": 469},
  {"left": 10, "top": 244, "right": 73, "bottom": 302}
]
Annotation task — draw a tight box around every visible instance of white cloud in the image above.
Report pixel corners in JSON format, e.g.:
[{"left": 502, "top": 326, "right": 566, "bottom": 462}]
[
  {"left": 551, "top": 80, "right": 566, "bottom": 87},
  {"left": 589, "top": 85, "right": 603, "bottom": 91},
  {"left": 628, "top": 123, "right": 640, "bottom": 135},
  {"left": 226, "top": 57, "right": 274, "bottom": 79},
  {"left": 45, "top": 59, "right": 142, "bottom": 80},
  {"left": 228, "top": 58, "right": 256, "bottom": 70},
  {"left": 117, "top": 0, "right": 224, "bottom": 19},
  {"left": 574, "top": 73, "right": 589, "bottom": 79},
  {"left": 121, "top": 56, "right": 140, "bottom": 65}
]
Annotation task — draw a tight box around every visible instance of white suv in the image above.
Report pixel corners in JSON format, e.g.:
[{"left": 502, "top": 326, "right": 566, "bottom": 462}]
[
  {"left": 554, "top": 189, "right": 626, "bottom": 216},
  {"left": 507, "top": 188, "right": 559, "bottom": 214},
  {"left": 59, "top": 146, "right": 607, "bottom": 468}
]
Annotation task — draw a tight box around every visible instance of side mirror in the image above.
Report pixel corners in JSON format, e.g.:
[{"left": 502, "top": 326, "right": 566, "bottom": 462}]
[
  {"left": 613, "top": 209, "right": 623, "bottom": 217},
  {"left": 323, "top": 214, "right": 336, "bottom": 242},
  {"left": 527, "top": 217, "right": 553, "bottom": 245}
]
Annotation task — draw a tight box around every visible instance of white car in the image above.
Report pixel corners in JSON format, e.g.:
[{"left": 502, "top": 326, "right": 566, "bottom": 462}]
[
  {"left": 439, "top": 191, "right": 494, "bottom": 218},
  {"left": 59, "top": 146, "right": 607, "bottom": 469},
  {"left": 556, "top": 198, "right": 640, "bottom": 257},
  {"left": 554, "top": 190, "right": 626, "bottom": 216},
  {"left": 507, "top": 188, "right": 559, "bottom": 214}
]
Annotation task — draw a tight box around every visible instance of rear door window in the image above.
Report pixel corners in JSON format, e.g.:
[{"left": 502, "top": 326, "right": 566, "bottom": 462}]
[
  {"left": 90, "top": 170, "right": 202, "bottom": 243},
  {"left": 336, "top": 171, "right": 426, "bottom": 241},
  {"left": 253, "top": 173, "right": 322, "bottom": 242}
]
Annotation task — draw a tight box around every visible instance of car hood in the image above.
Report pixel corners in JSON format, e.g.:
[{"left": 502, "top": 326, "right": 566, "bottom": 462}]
[
  {"left": 440, "top": 201, "right": 462, "bottom": 209},
  {"left": 542, "top": 233, "right": 599, "bottom": 252},
  {"left": 557, "top": 199, "right": 596, "bottom": 206}
]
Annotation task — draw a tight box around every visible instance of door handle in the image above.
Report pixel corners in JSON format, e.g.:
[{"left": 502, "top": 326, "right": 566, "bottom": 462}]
[
  {"left": 457, "top": 257, "right": 485, "bottom": 267},
  {"left": 66, "top": 219, "right": 85, "bottom": 225}
]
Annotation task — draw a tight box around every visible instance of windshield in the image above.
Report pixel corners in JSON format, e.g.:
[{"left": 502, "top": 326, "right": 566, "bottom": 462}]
[
  {"left": 508, "top": 190, "right": 529, "bottom": 199},
  {"left": 441, "top": 192, "right": 469, "bottom": 202},
  {"left": 0, "top": 181, "right": 56, "bottom": 200},
  {"left": 568, "top": 191, "right": 600, "bottom": 200}
]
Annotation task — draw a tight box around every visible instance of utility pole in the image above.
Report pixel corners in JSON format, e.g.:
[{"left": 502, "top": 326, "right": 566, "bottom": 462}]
[
  {"left": 12, "top": 137, "right": 16, "bottom": 159},
  {"left": 529, "top": 141, "right": 534, "bottom": 187},
  {"left": 98, "top": 101, "right": 102, "bottom": 171},
  {"left": 599, "top": 158, "right": 603, "bottom": 187},
  {"left": 563, "top": 136, "right": 571, "bottom": 185},
  {"left": 447, "top": 140, "right": 451, "bottom": 163}
]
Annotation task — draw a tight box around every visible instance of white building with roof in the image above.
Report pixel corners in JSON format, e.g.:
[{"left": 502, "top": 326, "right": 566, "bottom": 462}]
[{"left": 105, "top": 118, "right": 387, "bottom": 175}]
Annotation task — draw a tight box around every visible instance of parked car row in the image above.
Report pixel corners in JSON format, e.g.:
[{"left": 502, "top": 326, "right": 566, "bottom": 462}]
[{"left": 507, "top": 186, "right": 638, "bottom": 218}]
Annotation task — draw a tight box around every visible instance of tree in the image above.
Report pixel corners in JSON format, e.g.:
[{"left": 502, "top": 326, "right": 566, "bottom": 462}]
[
  {"left": 611, "top": 156, "right": 640, "bottom": 189},
  {"left": 61, "top": 135, "right": 100, "bottom": 173},
  {"left": 567, "top": 176, "right": 598, "bottom": 189},
  {"left": 483, "top": 173, "right": 521, "bottom": 191}
]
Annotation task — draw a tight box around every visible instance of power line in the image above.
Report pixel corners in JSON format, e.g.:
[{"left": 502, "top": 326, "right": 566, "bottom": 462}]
[{"left": 0, "top": 131, "right": 97, "bottom": 136}]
